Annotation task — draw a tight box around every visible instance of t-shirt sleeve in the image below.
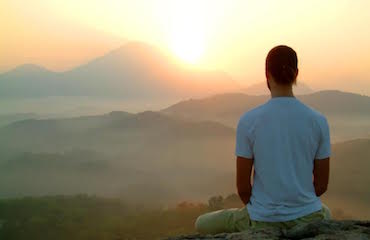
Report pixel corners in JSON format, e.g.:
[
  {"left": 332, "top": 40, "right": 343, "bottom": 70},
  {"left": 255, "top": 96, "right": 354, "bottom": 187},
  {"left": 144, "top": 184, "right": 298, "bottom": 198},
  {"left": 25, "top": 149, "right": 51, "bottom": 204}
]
[
  {"left": 315, "top": 117, "right": 331, "bottom": 159},
  {"left": 235, "top": 119, "right": 254, "bottom": 159}
]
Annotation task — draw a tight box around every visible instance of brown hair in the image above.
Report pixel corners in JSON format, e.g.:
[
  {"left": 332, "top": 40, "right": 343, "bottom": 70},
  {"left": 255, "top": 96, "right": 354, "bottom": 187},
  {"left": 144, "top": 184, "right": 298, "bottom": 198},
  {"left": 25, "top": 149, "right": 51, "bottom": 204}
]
[{"left": 266, "top": 45, "right": 298, "bottom": 85}]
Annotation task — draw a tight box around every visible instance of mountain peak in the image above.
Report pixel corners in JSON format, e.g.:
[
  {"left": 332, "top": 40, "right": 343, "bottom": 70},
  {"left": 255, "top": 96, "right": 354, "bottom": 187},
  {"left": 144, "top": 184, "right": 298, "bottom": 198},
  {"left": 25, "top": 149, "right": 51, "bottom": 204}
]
[{"left": 0, "top": 64, "right": 53, "bottom": 78}]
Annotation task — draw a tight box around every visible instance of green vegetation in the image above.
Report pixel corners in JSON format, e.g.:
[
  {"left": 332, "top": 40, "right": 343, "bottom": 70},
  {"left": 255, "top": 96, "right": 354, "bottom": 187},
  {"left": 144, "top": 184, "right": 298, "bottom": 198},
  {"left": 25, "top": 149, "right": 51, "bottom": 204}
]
[
  {"left": 0, "top": 195, "right": 208, "bottom": 240},
  {"left": 0, "top": 194, "right": 352, "bottom": 240}
]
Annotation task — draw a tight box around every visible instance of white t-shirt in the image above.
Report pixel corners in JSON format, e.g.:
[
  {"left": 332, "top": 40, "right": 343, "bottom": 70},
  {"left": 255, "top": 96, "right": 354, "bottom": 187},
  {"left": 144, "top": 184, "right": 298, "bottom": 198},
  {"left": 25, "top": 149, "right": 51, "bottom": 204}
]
[{"left": 235, "top": 96, "right": 331, "bottom": 222}]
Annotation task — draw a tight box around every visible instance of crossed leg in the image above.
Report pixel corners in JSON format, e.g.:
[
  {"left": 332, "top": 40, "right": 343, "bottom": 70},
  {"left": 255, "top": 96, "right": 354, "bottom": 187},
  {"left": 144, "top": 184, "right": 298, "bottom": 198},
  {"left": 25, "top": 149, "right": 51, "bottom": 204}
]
[{"left": 195, "top": 203, "right": 331, "bottom": 234}]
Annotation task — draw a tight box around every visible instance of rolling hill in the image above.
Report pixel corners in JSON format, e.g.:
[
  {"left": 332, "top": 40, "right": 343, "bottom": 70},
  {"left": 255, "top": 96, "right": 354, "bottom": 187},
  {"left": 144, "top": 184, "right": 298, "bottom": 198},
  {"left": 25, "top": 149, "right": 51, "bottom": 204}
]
[{"left": 0, "top": 112, "right": 39, "bottom": 127}]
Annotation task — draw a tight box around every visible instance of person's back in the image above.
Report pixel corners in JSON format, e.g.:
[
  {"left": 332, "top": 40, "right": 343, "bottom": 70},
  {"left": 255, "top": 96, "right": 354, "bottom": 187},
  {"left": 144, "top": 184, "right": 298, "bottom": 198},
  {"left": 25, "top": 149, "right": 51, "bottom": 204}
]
[
  {"left": 237, "top": 97, "right": 330, "bottom": 221},
  {"left": 195, "top": 45, "right": 331, "bottom": 234}
]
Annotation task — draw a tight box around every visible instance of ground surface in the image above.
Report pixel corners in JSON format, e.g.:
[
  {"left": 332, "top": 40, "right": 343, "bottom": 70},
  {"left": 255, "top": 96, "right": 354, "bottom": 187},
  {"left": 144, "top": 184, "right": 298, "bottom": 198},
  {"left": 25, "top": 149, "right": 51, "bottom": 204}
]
[{"left": 166, "top": 220, "right": 370, "bottom": 240}]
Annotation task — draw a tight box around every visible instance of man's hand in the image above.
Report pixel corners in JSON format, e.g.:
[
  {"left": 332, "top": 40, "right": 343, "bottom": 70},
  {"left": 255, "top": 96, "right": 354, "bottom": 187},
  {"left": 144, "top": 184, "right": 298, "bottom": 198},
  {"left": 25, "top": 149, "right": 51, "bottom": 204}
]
[
  {"left": 313, "top": 157, "right": 330, "bottom": 196},
  {"left": 236, "top": 156, "right": 253, "bottom": 205}
]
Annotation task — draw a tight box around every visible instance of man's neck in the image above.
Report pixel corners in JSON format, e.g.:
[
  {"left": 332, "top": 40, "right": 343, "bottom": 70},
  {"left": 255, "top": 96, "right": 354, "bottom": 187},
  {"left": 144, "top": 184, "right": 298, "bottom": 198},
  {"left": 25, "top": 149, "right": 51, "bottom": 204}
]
[{"left": 270, "top": 87, "right": 294, "bottom": 98}]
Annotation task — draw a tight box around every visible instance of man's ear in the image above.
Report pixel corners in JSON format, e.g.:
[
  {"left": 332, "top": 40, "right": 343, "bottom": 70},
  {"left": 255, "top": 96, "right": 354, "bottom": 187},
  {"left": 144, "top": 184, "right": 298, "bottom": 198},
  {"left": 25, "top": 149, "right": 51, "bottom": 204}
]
[
  {"left": 292, "top": 69, "right": 299, "bottom": 85},
  {"left": 266, "top": 78, "right": 271, "bottom": 90}
]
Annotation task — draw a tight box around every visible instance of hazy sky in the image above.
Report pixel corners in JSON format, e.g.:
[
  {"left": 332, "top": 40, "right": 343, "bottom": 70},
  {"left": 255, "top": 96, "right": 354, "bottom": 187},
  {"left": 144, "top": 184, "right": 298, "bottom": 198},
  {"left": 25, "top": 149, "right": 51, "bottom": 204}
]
[{"left": 1, "top": 0, "right": 370, "bottom": 94}]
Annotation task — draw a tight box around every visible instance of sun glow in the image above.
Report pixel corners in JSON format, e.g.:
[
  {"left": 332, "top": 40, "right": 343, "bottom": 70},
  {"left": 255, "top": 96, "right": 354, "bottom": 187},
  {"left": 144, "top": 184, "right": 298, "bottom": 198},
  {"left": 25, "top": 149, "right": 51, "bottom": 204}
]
[{"left": 169, "top": 1, "right": 206, "bottom": 64}]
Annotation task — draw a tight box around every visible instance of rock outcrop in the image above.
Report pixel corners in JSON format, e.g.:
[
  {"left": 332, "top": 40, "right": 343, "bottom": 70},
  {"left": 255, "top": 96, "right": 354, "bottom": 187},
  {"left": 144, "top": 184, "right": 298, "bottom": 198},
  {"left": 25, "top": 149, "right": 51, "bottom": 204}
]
[{"left": 165, "top": 220, "right": 370, "bottom": 240}]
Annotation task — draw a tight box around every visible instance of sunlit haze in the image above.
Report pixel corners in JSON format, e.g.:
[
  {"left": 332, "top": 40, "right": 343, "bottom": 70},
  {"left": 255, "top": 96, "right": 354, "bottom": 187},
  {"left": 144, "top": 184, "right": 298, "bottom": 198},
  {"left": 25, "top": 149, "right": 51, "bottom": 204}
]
[{"left": 1, "top": 0, "right": 370, "bottom": 94}]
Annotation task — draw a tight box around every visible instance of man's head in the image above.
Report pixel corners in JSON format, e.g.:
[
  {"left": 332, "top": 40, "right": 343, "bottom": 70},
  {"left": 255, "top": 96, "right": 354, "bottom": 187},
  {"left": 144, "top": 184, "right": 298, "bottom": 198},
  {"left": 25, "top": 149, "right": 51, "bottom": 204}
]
[{"left": 265, "top": 45, "right": 298, "bottom": 92}]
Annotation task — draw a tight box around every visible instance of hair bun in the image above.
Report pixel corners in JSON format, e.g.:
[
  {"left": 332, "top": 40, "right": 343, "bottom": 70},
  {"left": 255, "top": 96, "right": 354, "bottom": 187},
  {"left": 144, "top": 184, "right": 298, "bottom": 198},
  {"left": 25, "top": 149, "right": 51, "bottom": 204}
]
[{"left": 266, "top": 45, "right": 298, "bottom": 85}]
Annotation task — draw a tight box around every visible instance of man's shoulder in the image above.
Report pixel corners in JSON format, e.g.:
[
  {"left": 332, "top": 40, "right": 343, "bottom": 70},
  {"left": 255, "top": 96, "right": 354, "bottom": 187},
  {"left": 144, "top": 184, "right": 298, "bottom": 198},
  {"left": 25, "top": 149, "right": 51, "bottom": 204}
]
[
  {"left": 238, "top": 103, "right": 269, "bottom": 125},
  {"left": 298, "top": 101, "right": 328, "bottom": 122},
  {"left": 295, "top": 101, "right": 329, "bottom": 131}
]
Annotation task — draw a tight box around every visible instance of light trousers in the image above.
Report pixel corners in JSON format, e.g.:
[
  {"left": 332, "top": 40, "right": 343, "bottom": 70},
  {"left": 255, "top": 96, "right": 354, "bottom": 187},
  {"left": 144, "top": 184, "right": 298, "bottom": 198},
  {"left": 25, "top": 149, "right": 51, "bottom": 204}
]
[{"left": 195, "top": 203, "right": 331, "bottom": 234}]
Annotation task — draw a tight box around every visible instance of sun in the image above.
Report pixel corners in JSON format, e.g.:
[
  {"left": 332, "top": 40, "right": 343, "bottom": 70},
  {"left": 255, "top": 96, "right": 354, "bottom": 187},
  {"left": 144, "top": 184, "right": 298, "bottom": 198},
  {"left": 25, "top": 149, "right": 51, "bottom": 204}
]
[
  {"left": 169, "top": 1, "right": 206, "bottom": 64},
  {"left": 171, "top": 26, "right": 205, "bottom": 64}
]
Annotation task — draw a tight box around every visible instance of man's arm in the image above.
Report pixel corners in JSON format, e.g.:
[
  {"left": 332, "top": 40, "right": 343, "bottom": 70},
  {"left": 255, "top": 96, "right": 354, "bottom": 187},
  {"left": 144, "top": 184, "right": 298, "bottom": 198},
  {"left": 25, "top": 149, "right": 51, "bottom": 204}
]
[
  {"left": 236, "top": 156, "right": 253, "bottom": 205},
  {"left": 313, "top": 157, "right": 330, "bottom": 197}
]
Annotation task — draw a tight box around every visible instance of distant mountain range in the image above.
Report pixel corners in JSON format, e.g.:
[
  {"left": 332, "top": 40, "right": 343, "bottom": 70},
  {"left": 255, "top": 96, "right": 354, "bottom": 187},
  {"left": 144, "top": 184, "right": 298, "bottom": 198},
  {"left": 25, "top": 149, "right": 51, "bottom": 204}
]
[
  {"left": 4, "top": 40, "right": 367, "bottom": 116},
  {"left": 3, "top": 89, "right": 370, "bottom": 153},
  {"left": 0, "top": 90, "right": 369, "bottom": 142},
  {"left": 163, "top": 90, "right": 370, "bottom": 122},
  {"left": 163, "top": 90, "right": 370, "bottom": 142},
  {"left": 0, "top": 42, "right": 239, "bottom": 101}
]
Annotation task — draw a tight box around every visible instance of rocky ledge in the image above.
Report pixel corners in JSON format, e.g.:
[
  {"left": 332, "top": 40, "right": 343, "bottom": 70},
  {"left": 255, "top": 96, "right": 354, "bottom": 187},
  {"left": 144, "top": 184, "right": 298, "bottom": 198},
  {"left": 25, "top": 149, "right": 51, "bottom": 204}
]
[{"left": 166, "top": 220, "right": 370, "bottom": 240}]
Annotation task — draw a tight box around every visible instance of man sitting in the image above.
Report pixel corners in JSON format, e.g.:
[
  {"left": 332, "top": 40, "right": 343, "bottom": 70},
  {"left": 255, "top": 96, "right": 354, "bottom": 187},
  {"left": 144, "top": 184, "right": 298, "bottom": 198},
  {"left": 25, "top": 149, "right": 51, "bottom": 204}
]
[{"left": 195, "top": 45, "right": 331, "bottom": 234}]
